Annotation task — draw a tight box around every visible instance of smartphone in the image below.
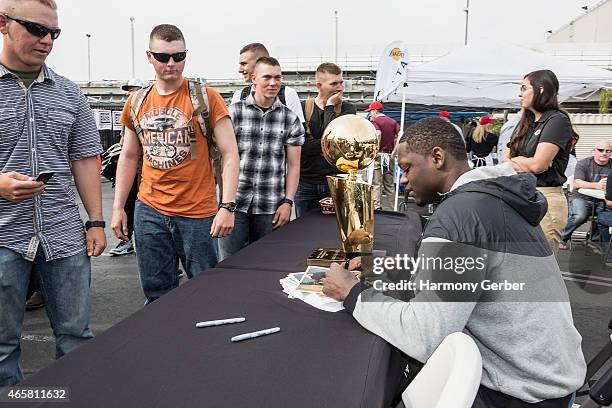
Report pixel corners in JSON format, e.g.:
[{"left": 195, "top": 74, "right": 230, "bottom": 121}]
[{"left": 36, "top": 171, "right": 55, "bottom": 184}]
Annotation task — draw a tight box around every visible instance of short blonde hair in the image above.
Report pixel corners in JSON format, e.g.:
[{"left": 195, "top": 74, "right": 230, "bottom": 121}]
[{"left": 1, "top": 0, "right": 57, "bottom": 14}]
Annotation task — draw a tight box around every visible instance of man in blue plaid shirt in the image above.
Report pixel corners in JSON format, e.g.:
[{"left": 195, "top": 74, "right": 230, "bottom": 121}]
[{"left": 219, "top": 57, "right": 304, "bottom": 260}]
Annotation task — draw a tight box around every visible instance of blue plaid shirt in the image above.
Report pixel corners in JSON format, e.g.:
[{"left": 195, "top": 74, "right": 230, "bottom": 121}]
[
  {"left": 230, "top": 95, "right": 304, "bottom": 214},
  {"left": 0, "top": 64, "right": 102, "bottom": 260}
]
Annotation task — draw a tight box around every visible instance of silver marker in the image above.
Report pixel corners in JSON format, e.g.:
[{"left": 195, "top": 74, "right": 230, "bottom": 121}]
[
  {"left": 195, "top": 317, "right": 246, "bottom": 328},
  {"left": 231, "top": 327, "right": 281, "bottom": 342}
]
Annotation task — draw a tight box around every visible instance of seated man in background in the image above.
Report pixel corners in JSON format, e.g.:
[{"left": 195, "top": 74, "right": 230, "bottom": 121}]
[
  {"left": 559, "top": 140, "right": 612, "bottom": 250},
  {"left": 322, "top": 117, "right": 586, "bottom": 407}
]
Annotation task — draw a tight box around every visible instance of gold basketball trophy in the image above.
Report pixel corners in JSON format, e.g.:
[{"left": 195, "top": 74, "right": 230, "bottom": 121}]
[{"left": 320, "top": 114, "right": 379, "bottom": 257}]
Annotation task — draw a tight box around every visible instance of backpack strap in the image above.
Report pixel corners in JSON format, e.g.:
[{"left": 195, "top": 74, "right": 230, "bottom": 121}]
[
  {"left": 129, "top": 84, "right": 154, "bottom": 138},
  {"left": 278, "top": 84, "right": 286, "bottom": 106},
  {"left": 304, "top": 97, "right": 315, "bottom": 137},
  {"left": 303, "top": 97, "right": 342, "bottom": 136},
  {"left": 188, "top": 80, "right": 223, "bottom": 192},
  {"left": 240, "top": 85, "right": 251, "bottom": 101}
]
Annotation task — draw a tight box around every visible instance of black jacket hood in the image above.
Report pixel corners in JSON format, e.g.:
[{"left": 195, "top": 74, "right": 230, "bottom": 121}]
[{"left": 446, "top": 166, "right": 548, "bottom": 226}]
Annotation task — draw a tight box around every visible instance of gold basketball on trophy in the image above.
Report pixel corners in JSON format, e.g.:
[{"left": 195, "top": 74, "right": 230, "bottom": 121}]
[
  {"left": 321, "top": 115, "right": 379, "bottom": 179},
  {"left": 320, "top": 114, "right": 379, "bottom": 255}
]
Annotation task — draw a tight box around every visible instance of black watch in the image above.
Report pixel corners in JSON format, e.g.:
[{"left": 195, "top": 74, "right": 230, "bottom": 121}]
[
  {"left": 85, "top": 220, "right": 106, "bottom": 230},
  {"left": 278, "top": 198, "right": 294, "bottom": 207},
  {"left": 219, "top": 202, "right": 237, "bottom": 212}
]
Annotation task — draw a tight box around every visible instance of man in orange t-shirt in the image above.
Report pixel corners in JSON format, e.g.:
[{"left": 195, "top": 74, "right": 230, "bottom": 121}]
[{"left": 110, "top": 24, "right": 239, "bottom": 303}]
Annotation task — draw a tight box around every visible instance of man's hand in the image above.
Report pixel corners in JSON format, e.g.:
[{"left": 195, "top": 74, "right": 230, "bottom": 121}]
[
  {"left": 321, "top": 262, "right": 359, "bottom": 301},
  {"left": 598, "top": 178, "right": 607, "bottom": 191},
  {"left": 0, "top": 172, "right": 45, "bottom": 202},
  {"left": 111, "top": 208, "right": 129, "bottom": 241},
  {"left": 86, "top": 227, "right": 106, "bottom": 257},
  {"left": 326, "top": 91, "right": 343, "bottom": 107},
  {"left": 347, "top": 257, "right": 362, "bottom": 271},
  {"left": 272, "top": 203, "right": 291, "bottom": 229},
  {"left": 211, "top": 208, "right": 234, "bottom": 237}
]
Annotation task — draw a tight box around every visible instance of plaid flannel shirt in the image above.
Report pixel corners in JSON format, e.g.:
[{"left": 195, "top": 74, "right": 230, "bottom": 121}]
[{"left": 230, "top": 94, "right": 304, "bottom": 214}]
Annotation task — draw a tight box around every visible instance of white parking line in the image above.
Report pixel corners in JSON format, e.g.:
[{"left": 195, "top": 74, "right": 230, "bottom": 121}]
[
  {"left": 21, "top": 334, "right": 54, "bottom": 342},
  {"left": 562, "top": 276, "right": 612, "bottom": 288},
  {"left": 561, "top": 271, "right": 612, "bottom": 283}
]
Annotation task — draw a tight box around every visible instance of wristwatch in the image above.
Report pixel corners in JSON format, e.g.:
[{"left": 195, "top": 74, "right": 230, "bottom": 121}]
[
  {"left": 219, "top": 202, "right": 237, "bottom": 212},
  {"left": 278, "top": 198, "right": 294, "bottom": 207},
  {"left": 85, "top": 220, "right": 106, "bottom": 230}
]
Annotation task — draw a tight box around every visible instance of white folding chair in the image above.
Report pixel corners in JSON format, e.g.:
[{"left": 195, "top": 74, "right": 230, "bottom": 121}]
[{"left": 402, "top": 332, "right": 483, "bottom": 408}]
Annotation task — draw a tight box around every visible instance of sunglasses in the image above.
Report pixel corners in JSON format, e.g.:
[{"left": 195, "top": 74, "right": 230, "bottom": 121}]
[
  {"left": 596, "top": 148, "right": 612, "bottom": 153},
  {"left": 3, "top": 14, "right": 61, "bottom": 40},
  {"left": 148, "top": 51, "right": 187, "bottom": 63}
]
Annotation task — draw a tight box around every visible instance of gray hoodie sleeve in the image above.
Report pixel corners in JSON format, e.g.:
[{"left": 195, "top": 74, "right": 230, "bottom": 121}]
[{"left": 350, "top": 237, "right": 489, "bottom": 363}]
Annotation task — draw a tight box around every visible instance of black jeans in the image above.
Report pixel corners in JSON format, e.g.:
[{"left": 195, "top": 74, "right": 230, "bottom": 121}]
[{"left": 124, "top": 180, "right": 139, "bottom": 239}]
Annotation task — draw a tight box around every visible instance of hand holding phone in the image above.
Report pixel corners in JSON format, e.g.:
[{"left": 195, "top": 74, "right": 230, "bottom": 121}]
[{"left": 36, "top": 171, "right": 55, "bottom": 184}]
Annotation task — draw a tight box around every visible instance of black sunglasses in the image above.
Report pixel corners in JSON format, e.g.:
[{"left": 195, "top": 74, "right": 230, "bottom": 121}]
[
  {"left": 3, "top": 14, "right": 61, "bottom": 40},
  {"left": 148, "top": 51, "right": 187, "bottom": 63}
]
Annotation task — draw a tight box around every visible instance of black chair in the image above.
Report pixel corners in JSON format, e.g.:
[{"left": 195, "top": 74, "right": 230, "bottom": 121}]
[{"left": 576, "top": 318, "right": 612, "bottom": 407}]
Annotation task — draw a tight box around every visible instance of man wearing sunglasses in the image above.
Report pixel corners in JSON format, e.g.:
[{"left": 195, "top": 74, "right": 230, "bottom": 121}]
[
  {"left": 0, "top": 0, "right": 106, "bottom": 386},
  {"left": 559, "top": 139, "right": 612, "bottom": 250},
  {"left": 112, "top": 24, "right": 239, "bottom": 304}
]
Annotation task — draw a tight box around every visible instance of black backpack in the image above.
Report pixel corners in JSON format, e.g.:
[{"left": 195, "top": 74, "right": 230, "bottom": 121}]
[{"left": 240, "top": 84, "right": 286, "bottom": 106}]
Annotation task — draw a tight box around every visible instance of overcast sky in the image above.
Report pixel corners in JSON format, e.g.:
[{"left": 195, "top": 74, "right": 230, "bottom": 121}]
[{"left": 2, "top": 0, "right": 603, "bottom": 81}]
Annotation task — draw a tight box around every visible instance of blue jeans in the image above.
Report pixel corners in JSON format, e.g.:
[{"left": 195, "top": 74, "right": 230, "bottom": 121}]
[
  {"left": 134, "top": 201, "right": 218, "bottom": 304},
  {"left": 597, "top": 210, "right": 612, "bottom": 242},
  {"left": 0, "top": 247, "right": 93, "bottom": 387},
  {"left": 294, "top": 181, "right": 331, "bottom": 218},
  {"left": 559, "top": 197, "right": 603, "bottom": 242},
  {"left": 218, "top": 211, "right": 274, "bottom": 261}
]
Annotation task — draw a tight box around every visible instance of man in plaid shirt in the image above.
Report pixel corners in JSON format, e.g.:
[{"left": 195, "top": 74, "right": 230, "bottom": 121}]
[{"left": 218, "top": 57, "right": 304, "bottom": 260}]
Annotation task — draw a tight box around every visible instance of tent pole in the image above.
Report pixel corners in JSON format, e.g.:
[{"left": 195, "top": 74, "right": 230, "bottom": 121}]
[{"left": 394, "top": 81, "right": 407, "bottom": 211}]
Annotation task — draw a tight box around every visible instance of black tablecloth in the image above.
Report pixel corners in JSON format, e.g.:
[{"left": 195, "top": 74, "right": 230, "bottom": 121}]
[{"left": 12, "top": 210, "right": 422, "bottom": 408}]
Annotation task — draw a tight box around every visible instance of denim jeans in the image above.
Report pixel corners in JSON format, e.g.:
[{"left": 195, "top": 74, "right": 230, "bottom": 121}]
[
  {"left": 597, "top": 210, "right": 612, "bottom": 242},
  {"left": 0, "top": 247, "right": 93, "bottom": 387},
  {"left": 294, "top": 181, "right": 331, "bottom": 218},
  {"left": 218, "top": 211, "right": 274, "bottom": 261},
  {"left": 559, "top": 197, "right": 603, "bottom": 242},
  {"left": 134, "top": 201, "right": 218, "bottom": 304}
]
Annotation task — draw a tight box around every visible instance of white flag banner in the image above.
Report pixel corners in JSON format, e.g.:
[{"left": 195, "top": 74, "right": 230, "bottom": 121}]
[
  {"left": 94, "top": 110, "right": 112, "bottom": 130},
  {"left": 373, "top": 41, "right": 409, "bottom": 101}
]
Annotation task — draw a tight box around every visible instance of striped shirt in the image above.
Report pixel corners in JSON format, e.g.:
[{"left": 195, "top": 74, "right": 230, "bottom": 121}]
[
  {"left": 0, "top": 64, "right": 102, "bottom": 261},
  {"left": 230, "top": 95, "right": 304, "bottom": 214}
]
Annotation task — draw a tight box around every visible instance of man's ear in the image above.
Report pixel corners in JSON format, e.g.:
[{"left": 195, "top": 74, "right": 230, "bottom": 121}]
[
  {"left": 0, "top": 14, "right": 9, "bottom": 35},
  {"left": 431, "top": 146, "right": 446, "bottom": 170}
]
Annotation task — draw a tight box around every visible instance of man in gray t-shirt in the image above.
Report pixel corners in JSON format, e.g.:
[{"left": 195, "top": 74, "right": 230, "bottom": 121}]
[{"left": 559, "top": 140, "right": 612, "bottom": 249}]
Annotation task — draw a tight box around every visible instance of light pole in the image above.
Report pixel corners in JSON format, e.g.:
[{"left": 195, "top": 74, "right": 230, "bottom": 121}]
[
  {"left": 463, "top": 0, "right": 470, "bottom": 46},
  {"left": 86, "top": 33, "right": 91, "bottom": 83},
  {"left": 334, "top": 10, "right": 338, "bottom": 64},
  {"left": 130, "top": 17, "right": 135, "bottom": 78}
]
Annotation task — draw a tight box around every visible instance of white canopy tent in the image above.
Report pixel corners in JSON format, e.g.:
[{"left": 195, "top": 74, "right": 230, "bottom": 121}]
[{"left": 378, "top": 43, "right": 612, "bottom": 109}]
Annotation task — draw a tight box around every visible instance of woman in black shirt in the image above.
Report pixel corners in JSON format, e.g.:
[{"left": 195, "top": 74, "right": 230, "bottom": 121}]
[
  {"left": 466, "top": 116, "right": 499, "bottom": 167},
  {"left": 503, "top": 69, "right": 573, "bottom": 252}
]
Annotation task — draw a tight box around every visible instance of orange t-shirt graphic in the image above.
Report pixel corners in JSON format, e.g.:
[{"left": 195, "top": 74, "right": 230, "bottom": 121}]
[{"left": 120, "top": 79, "right": 229, "bottom": 218}]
